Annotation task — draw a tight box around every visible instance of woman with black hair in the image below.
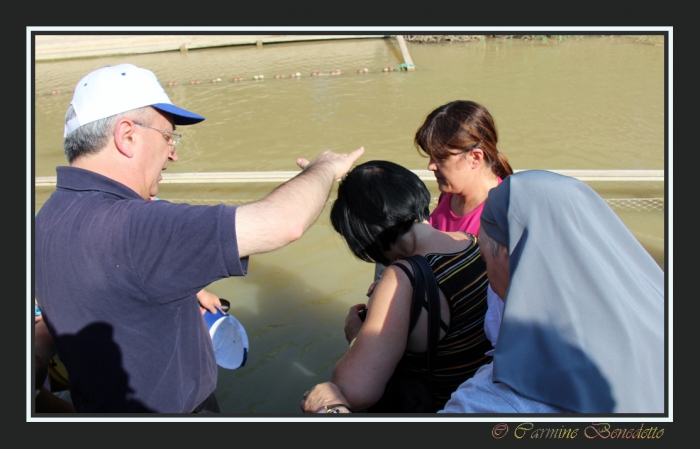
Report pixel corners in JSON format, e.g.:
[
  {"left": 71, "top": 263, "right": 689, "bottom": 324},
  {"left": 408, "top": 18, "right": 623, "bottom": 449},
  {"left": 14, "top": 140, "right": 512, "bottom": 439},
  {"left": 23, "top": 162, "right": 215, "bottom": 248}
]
[{"left": 317, "top": 160, "right": 494, "bottom": 412}]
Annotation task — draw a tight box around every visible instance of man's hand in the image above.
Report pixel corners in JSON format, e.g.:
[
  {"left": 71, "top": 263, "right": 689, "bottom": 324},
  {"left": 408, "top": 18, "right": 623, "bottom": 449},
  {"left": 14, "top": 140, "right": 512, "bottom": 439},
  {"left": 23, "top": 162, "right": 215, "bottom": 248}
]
[
  {"left": 236, "top": 146, "right": 365, "bottom": 258},
  {"left": 296, "top": 146, "right": 365, "bottom": 180},
  {"left": 197, "top": 289, "right": 221, "bottom": 315}
]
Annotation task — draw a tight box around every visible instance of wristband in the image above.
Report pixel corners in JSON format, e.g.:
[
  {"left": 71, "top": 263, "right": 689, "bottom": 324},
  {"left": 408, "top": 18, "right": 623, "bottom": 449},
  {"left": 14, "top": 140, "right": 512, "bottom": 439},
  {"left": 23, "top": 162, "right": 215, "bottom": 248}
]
[{"left": 325, "top": 404, "right": 353, "bottom": 414}]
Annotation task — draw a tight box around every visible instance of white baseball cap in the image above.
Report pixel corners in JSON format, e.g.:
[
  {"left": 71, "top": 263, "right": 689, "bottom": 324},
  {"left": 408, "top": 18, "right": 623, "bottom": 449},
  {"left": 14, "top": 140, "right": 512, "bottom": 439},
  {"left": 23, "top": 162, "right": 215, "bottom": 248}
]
[
  {"left": 64, "top": 63, "right": 205, "bottom": 137},
  {"left": 203, "top": 308, "right": 249, "bottom": 370}
]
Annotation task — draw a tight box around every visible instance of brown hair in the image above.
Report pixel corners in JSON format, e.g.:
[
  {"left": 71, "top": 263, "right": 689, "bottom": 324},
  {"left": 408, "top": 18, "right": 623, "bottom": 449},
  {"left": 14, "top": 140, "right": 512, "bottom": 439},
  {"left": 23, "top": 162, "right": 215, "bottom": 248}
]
[{"left": 414, "top": 100, "right": 513, "bottom": 180}]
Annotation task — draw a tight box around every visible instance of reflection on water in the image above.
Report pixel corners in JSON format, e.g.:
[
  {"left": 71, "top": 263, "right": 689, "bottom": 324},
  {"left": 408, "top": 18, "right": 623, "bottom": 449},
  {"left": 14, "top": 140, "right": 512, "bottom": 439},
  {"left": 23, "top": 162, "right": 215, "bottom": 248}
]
[{"left": 32, "top": 36, "right": 666, "bottom": 413}]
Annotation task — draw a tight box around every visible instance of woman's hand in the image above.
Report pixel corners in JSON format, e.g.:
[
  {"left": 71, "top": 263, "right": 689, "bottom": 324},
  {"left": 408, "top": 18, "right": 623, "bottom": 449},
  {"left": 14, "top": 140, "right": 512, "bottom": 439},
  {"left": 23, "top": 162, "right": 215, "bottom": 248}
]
[
  {"left": 300, "top": 382, "right": 350, "bottom": 413},
  {"left": 366, "top": 280, "right": 379, "bottom": 297},
  {"left": 345, "top": 303, "right": 366, "bottom": 343}
]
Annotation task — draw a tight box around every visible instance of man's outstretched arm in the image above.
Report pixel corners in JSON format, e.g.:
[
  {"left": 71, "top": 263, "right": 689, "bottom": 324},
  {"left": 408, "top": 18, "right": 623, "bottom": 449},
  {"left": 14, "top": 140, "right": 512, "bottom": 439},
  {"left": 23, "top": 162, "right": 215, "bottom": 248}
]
[{"left": 235, "top": 147, "right": 364, "bottom": 258}]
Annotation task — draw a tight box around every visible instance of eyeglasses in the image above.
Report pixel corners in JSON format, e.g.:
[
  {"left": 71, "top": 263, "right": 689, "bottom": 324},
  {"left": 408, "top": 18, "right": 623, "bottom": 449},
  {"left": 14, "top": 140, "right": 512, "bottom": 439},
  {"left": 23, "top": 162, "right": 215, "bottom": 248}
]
[{"left": 134, "top": 121, "right": 182, "bottom": 154}]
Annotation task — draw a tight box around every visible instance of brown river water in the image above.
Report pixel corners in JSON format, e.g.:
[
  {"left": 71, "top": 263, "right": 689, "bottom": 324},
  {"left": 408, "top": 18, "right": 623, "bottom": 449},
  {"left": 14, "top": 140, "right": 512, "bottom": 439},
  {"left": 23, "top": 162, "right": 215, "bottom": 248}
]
[{"left": 32, "top": 35, "right": 666, "bottom": 414}]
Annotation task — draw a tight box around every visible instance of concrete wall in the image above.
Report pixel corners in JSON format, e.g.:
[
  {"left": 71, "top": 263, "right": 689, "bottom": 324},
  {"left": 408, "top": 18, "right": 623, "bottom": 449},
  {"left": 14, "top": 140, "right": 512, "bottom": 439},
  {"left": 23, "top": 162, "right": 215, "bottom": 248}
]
[{"left": 34, "top": 35, "right": 390, "bottom": 61}]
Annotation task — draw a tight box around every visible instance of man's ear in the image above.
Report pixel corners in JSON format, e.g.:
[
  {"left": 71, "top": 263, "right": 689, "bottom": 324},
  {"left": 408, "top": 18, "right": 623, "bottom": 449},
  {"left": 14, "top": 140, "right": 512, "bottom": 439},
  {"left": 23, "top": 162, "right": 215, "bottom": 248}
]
[{"left": 113, "top": 119, "right": 136, "bottom": 158}]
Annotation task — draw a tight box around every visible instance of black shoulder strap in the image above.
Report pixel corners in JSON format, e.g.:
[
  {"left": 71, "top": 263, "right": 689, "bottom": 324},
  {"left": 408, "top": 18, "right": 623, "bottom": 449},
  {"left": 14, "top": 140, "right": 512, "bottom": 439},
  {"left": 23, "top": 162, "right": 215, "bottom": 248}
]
[
  {"left": 393, "top": 261, "right": 449, "bottom": 333},
  {"left": 398, "top": 259, "right": 424, "bottom": 337},
  {"left": 403, "top": 255, "right": 441, "bottom": 381},
  {"left": 410, "top": 255, "right": 441, "bottom": 378}
]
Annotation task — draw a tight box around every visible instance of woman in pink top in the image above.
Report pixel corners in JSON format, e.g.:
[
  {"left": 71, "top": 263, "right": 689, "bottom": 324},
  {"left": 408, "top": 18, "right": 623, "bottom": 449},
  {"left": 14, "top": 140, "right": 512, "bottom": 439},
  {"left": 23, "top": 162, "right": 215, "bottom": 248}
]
[
  {"left": 414, "top": 101, "right": 514, "bottom": 330},
  {"left": 374, "top": 101, "right": 514, "bottom": 282},
  {"left": 414, "top": 100, "right": 513, "bottom": 236}
]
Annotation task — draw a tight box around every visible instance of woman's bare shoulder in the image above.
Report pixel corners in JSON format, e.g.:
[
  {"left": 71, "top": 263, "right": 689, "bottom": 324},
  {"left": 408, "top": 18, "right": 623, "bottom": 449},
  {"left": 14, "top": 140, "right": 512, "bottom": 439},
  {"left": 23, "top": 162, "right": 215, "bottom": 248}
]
[
  {"left": 447, "top": 231, "right": 476, "bottom": 241},
  {"left": 420, "top": 230, "right": 475, "bottom": 256}
]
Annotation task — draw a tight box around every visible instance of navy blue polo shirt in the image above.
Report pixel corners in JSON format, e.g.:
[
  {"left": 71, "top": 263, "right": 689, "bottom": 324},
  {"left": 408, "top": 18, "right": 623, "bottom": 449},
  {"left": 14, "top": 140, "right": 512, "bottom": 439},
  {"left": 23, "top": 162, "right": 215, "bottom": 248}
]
[{"left": 35, "top": 166, "right": 248, "bottom": 412}]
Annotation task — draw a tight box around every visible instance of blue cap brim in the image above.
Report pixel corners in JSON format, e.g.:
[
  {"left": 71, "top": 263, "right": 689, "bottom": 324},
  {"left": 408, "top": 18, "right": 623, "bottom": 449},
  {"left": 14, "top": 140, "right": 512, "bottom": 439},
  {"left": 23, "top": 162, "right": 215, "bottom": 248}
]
[{"left": 152, "top": 103, "right": 205, "bottom": 125}]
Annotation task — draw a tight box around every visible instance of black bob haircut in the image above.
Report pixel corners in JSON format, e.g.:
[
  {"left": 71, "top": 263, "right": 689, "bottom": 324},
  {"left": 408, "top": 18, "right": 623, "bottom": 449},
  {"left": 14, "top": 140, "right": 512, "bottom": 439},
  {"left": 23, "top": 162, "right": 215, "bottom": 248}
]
[{"left": 330, "top": 160, "right": 431, "bottom": 266}]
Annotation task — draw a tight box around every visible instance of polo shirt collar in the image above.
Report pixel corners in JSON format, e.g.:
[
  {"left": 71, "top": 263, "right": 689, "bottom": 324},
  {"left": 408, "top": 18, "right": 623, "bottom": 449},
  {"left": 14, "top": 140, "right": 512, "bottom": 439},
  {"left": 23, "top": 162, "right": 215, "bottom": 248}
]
[{"left": 56, "top": 166, "right": 143, "bottom": 200}]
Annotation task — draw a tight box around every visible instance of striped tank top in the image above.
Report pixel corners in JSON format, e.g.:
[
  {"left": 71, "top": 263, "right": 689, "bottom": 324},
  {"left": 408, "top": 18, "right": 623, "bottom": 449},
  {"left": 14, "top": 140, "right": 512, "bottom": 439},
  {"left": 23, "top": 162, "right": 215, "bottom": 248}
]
[{"left": 394, "top": 237, "right": 493, "bottom": 411}]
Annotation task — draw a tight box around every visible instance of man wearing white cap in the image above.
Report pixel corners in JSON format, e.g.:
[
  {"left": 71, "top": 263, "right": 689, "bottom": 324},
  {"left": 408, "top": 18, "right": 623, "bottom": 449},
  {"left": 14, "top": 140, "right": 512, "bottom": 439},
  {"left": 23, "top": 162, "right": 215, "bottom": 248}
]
[{"left": 34, "top": 63, "right": 364, "bottom": 413}]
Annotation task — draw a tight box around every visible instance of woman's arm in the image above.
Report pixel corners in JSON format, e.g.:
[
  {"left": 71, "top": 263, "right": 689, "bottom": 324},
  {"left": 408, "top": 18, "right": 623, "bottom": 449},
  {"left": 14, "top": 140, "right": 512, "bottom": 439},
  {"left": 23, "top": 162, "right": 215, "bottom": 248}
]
[{"left": 331, "top": 264, "right": 414, "bottom": 411}]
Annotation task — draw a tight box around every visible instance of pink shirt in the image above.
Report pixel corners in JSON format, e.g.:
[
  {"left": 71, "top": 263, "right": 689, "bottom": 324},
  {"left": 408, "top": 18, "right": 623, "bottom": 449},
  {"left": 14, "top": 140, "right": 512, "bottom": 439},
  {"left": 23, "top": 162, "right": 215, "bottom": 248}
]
[{"left": 428, "top": 177, "right": 503, "bottom": 235}]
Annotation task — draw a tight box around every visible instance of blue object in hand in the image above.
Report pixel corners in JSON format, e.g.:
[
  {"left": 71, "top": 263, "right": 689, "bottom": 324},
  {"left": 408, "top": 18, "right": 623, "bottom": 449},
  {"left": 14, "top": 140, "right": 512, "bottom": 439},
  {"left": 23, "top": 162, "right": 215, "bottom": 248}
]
[{"left": 203, "top": 307, "right": 249, "bottom": 370}]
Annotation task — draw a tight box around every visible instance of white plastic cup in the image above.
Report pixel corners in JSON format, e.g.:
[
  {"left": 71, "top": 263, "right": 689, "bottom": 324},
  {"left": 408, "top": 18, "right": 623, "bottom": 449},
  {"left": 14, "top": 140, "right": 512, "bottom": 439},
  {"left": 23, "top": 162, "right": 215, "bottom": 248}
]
[{"left": 203, "top": 308, "right": 249, "bottom": 370}]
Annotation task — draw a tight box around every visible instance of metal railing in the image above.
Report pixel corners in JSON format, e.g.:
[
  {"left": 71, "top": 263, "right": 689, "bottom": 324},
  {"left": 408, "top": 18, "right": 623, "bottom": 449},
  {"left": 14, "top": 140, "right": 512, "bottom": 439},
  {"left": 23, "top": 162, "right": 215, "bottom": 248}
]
[{"left": 34, "top": 169, "right": 664, "bottom": 187}]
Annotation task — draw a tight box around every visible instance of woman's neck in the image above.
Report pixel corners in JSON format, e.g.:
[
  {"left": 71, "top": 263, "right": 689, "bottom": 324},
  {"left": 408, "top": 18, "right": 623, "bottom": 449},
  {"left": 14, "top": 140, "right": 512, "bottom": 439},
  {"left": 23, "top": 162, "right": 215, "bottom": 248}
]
[
  {"left": 387, "top": 222, "right": 473, "bottom": 263},
  {"left": 451, "top": 171, "right": 500, "bottom": 215},
  {"left": 390, "top": 222, "right": 437, "bottom": 259},
  {"left": 391, "top": 221, "right": 444, "bottom": 259}
]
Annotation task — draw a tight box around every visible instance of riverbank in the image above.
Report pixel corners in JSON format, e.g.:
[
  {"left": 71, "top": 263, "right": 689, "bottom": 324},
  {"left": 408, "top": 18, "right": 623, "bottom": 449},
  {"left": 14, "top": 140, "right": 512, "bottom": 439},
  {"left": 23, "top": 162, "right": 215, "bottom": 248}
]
[
  {"left": 34, "top": 35, "right": 389, "bottom": 62},
  {"left": 34, "top": 34, "right": 665, "bottom": 62},
  {"left": 403, "top": 35, "right": 665, "bottom": 45}
]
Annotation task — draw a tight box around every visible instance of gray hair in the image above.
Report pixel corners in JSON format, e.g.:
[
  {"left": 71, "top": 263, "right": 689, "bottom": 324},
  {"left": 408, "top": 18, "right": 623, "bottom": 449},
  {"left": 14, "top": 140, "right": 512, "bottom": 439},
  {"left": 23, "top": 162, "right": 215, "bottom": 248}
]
[
  {"left": 477, "top": 227, "right": 504, "bottom": 259},
  {"left": 63, "top": 105, "right": 154, "bottom": 163}
]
